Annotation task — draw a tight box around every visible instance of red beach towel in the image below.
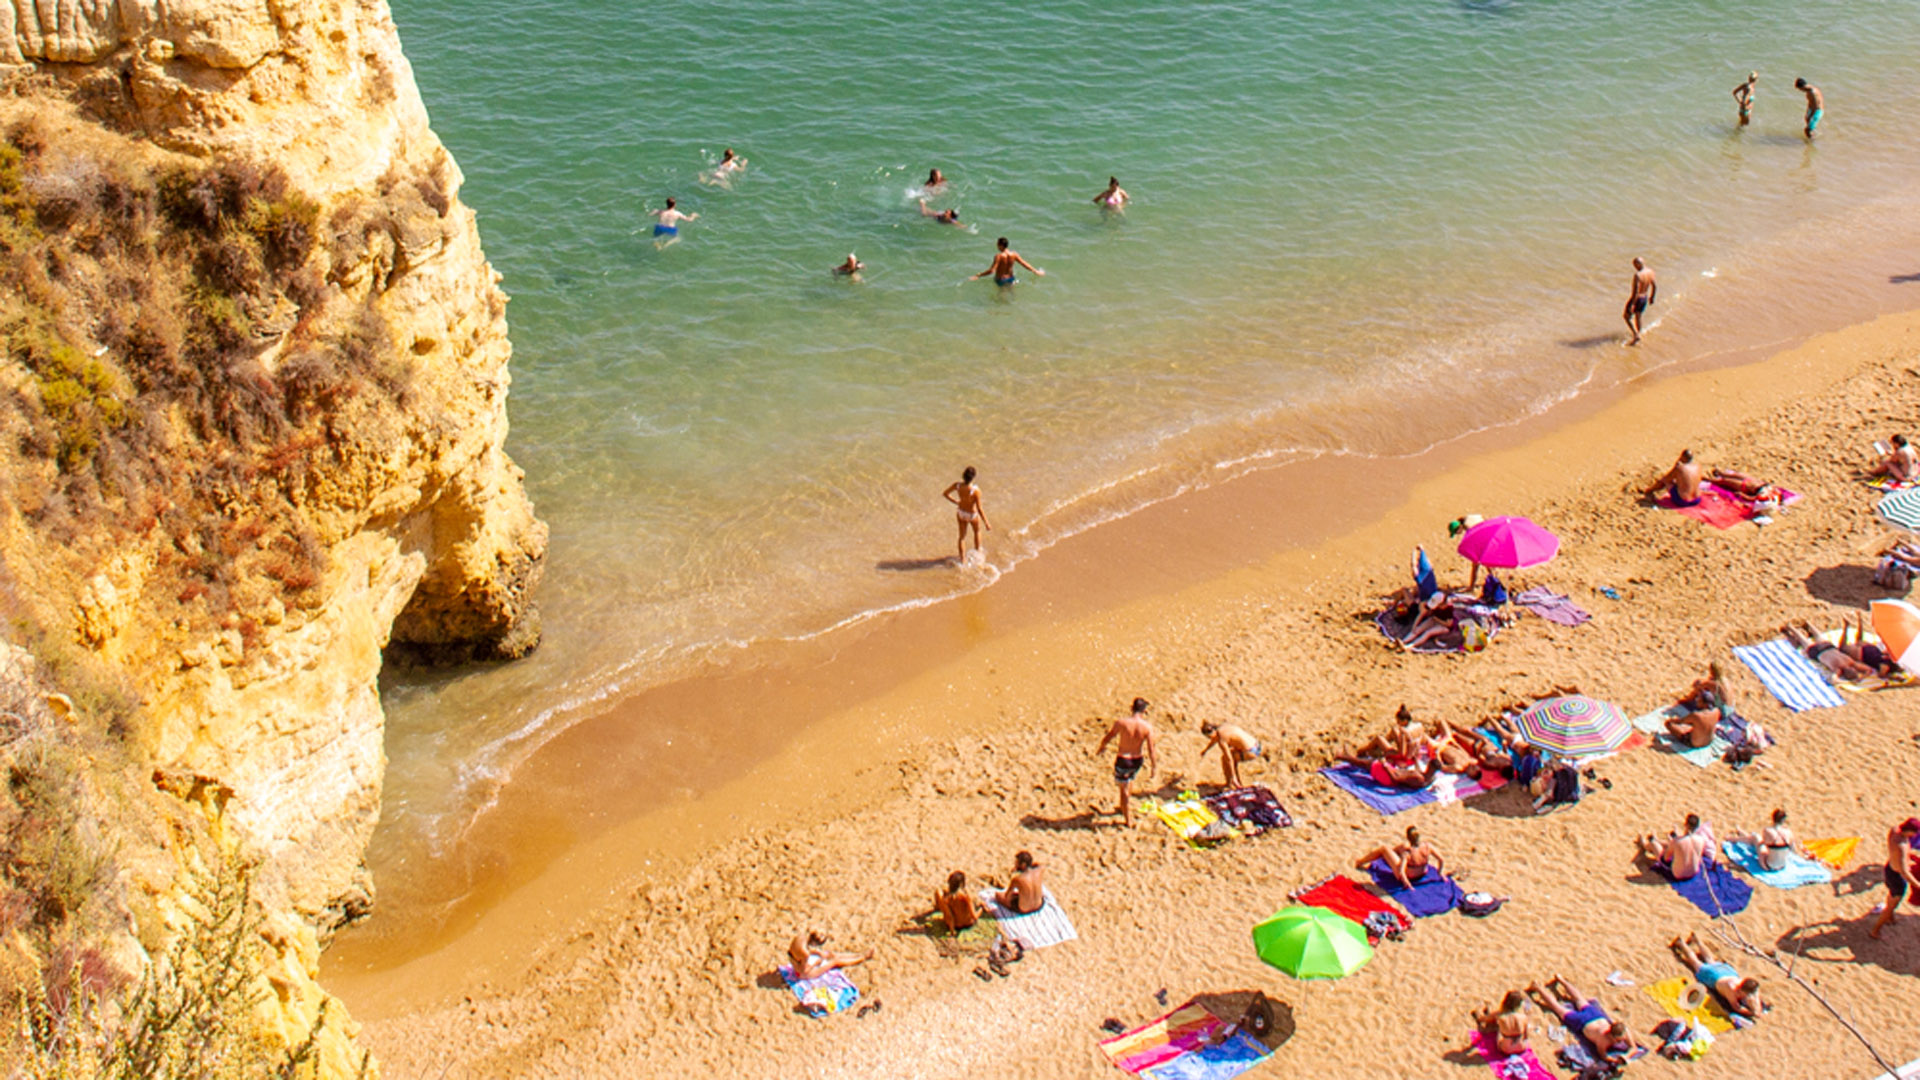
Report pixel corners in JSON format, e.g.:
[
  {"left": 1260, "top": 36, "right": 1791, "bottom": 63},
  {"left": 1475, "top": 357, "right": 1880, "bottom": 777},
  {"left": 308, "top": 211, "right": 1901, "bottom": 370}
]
[
  {"left": 1660, "top": 482, "right": 1800, "bottom": 530},
  {"left": 1294, "top": 875, "right": 1408, "bottom": 942},
  {"left": 1470, "top": 1030, "right": 1556, "bottom": 1079}
]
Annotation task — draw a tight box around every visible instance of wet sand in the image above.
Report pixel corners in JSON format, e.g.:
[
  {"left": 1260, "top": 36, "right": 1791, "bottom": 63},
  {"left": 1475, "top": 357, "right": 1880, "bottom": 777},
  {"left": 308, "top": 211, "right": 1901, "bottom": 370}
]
[{"left": 331, "top": 305, "right": 1920, "bottom": 1078}]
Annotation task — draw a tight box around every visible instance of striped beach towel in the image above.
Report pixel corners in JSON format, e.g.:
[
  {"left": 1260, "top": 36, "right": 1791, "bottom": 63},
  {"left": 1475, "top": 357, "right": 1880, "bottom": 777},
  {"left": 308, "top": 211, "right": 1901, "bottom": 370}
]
[
  {"left": 1732, "top": 640, "right": 1846, "bottom": 712},
  {"left": 978, "top": 888, "right": 1077, "bottom": 949}
]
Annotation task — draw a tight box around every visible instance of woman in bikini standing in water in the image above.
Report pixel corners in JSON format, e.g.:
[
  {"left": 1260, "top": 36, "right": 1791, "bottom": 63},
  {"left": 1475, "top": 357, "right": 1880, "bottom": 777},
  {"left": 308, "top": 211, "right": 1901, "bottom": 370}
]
[{"left": 943, "top": 466, "right": 991, "bottom": 563}]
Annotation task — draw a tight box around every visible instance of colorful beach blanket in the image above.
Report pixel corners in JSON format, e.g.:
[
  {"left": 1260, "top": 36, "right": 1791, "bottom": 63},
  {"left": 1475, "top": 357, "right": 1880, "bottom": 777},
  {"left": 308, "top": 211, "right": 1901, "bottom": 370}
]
[
  {"left": 1660, "top": 482, "right": 1800, "bottom": 529},
  {"left": 1319, "top": 763, "right": 1505, "bottom": 816},
  {"left": 1515, "top": 586, "right": 1591, "bottom": 627},
  {"left": 1151, "top": 795, "right": 1226, "bottom": 849},
  {"left": 1660, "top": 859, "right": 1754, "bottom": 917},
  {"left": 1099, "top": 1000, "right": 1272, "bottom": 1080},
  {"left": 1367, "top": 859, "right": 1465, "bottom": 917},
  {"left": 1469, "top": 1030, "right": 1555, "bottom": 1080},
  {"left": 778, "top": 965, "right": 859, "bottom": 1017},
  {"left": 1374, "top": 594, "right": 1506, "bottom": 654},
  {"left": 1804, "top": 836, "right": 1861, "bottom": 870},
  {"left": 1646, "top": 976, "right": 1734, "bottom": 1035},
  {"left": 1202, "top": 786, "right": 1292, "bottom": 835},
  {"left": 1294, "top": 875, "right": 1409, "bottom": 943},
  {"left": 1723, "top": 840, "right": 1833, "bottom": 889},
  {"left": 978, "top": 888, "right": 1078, "bottom": 949},
  {"left": 1733, "top": 640, "right": 1847, "bottom": 712}
]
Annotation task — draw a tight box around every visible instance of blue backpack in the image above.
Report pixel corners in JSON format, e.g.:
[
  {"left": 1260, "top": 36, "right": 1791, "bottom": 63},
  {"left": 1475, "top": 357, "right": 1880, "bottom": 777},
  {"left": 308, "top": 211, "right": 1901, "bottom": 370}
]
[{"left": 1480, "top": 572, "right": 1509, "bottom": 606}]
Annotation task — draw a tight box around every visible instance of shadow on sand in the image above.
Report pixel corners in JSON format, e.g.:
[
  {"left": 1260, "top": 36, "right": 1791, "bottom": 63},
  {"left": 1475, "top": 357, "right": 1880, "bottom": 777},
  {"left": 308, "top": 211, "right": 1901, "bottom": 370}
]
[
  {"left": 1804, "top": 564, "right": 1885, "bottom": 610},
  {"left": 877, "top": 555, "right": 956, "bottom": 572},
  {"left": 1775, "top": 918, "right": 1920, "bottom": 977}
]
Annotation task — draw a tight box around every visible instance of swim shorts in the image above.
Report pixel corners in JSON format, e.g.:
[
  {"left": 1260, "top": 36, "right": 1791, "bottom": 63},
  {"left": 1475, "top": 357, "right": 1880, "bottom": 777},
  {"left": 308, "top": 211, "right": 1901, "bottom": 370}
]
[
  {"left": 1113, "top": 755, "right": 1144, "bottom": 783},
  {"left": 1668, "top": 485, "right": 1702, "bottom": 508},
  {"left": 1631, "top": 296, "right": 1649, "bottom": 316},
  {"left": 1238, "top": 741, "right": 1264, "bottom": 760},
  {"left": 1695, "top": 962, "right": 1737, "bottom": 990},
  {"left": 995, "top": 275, "right": 1016, "bottom": 286},
  {"left": 1806, "top": 108, "right": 1823, "bottom": 133},
  {"left": 1887, "top": 863, "right": 1911, "bottom": 903},
  {"left": 654, "top": 224, "right": 677, "bottom": 236}
]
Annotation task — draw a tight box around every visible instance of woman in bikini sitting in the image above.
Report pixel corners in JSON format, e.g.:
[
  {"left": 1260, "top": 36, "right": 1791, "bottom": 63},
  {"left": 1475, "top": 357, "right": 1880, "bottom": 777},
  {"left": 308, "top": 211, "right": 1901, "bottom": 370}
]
[
  {"left": 1729, "top": 808, "right": 1800, "bottom": 872},
  {"left": 931, "top": 870, "right": 980, "bottom": 932},
  {"left": 1665, "top": 662, "right": 1731, "bottom": 747},
  {"left": 1356, "top": 825, "right": 1444, "bottom": 890},
  {"left": 788, "top": 930, "right": 872, "bottom": 981},
  {"left": 1472, "top": 989, "right": 1533, "bottom": 1056}
]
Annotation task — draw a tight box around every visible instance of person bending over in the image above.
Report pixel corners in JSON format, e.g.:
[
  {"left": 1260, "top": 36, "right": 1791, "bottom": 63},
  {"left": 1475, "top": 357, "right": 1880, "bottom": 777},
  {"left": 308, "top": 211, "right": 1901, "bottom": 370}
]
[{"left": 1199, "top": 721, "right": 1263, "bottom": 789}]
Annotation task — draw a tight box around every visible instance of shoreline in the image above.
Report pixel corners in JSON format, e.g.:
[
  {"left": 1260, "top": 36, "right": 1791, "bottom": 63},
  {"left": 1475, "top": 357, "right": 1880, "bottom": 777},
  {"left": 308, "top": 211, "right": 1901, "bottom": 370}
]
[{"left": 331, "top": 302, "right": 1920, "bottom": 1061}]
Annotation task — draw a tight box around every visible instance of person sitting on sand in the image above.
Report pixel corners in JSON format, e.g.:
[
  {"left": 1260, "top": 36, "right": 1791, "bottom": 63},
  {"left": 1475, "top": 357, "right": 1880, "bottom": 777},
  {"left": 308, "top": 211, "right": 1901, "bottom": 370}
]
[
  {"left": 1782, "top": 621, "right": 1880, "bottom": 681},
  {"left": 918, "top": 199, "right": 964, "bottom": 226},
  {"left": 1357, "top": 825, "right": 1444, "bottom": 890},
  {"left": 1472, "top": 990, "right": 1533, "bottom": 1057},
  {"left": 1665, "top": 661, "right": 1731, "bottom": 748},
  {"left": 1529, "top": 978, "right": 1640, "bottom": 1057},
  {"left": 1641, "top": 812, "right": 1715, "bottom": 880},
  {"left": 995, "top": 850, "right": 1046, "bottom": 915},
  {"left": 1199, "top": 721, "right": 1262, "bottom": 789},
  {"left": 1399, "top": 593, "right": 1458, "bottom": 651},
  {"left": 1642, "top": 449, "right": 1703, "bottom": 507},
  {"left": 788, "top": 930, "right": 872, "bottom": 980},
  {"left": 1530, "top": 758, "right": 1580, "bottom": 814},
  {"left": 1707, "top": 468, "right": 1778, "bottom": 501},
  {"left": 1670, "top": 932, "right": 1767, "bottom": 1019},
  {"left": 1870, "top": 434, "right": 1916, "bottom": 483},
  {"left": 1347, "top": 705, "right": 1426, "bottom": 763},
  {"left": 1729, "top": 808, "right": 1801, "bottom": 872},
  {"left": 932, "top": 870, "right": 979, "bottom": 932}
]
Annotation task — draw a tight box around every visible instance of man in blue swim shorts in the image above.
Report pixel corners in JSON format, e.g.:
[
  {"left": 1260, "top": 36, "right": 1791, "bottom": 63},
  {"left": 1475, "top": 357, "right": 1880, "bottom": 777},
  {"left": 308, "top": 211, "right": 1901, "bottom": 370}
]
[
  {"left": 1795, "top": 77, "right": 1823, "bottom": 138},
  {"left": 972, "top": 236, "right": 1045, "bottom": 288},
  {"left": 650, "top": 196, "right": 698, "bottom": 240},
  {"left": 1670, "top": 932, "right": 1767, "bottom": 1018}
]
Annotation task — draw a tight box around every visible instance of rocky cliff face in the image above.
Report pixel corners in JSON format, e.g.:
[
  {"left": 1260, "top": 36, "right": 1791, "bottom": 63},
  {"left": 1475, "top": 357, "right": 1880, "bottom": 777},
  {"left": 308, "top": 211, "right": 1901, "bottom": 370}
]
[{"left": 0, "top": 0, "right": 545, "bottom": 1066}]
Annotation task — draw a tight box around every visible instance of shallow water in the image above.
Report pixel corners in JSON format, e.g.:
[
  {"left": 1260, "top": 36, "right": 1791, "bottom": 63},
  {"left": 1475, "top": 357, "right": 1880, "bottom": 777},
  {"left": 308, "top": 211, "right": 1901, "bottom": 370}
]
[{"left": 376, "top": 0, "right": 1920, "bottom": 864}]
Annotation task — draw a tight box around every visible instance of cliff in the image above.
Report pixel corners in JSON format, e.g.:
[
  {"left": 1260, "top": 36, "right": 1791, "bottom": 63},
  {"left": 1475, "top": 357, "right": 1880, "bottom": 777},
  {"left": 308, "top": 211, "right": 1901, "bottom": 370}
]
[{"left": 0, "top": 0, "right": 545, "bottom": 1070}]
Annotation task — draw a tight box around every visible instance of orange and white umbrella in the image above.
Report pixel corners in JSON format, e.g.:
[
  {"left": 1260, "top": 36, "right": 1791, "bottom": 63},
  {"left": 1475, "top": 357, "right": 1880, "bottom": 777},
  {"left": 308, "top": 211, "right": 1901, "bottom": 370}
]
[{"left": 1870, "top": 599, "right": 1920, "bottom": 674}]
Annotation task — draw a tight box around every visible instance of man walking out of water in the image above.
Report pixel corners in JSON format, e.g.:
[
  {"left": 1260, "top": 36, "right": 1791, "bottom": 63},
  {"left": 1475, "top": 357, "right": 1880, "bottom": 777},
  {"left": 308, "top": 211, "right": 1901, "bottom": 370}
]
[
  {"left": 943, "top": 466, "right": 990, "bottom": 563},
  {"left": 1795, "top": 77, "right": 1823, "bottom": 138},
  {"left": 972, "top": 237, "right": 1045, "bottom": 287},
  {"left": 650, "top": 197, "right": 697, "bottom": 244},
  {"left": 1095, "top": 698, "right": 1159, "bottom": 827},
  {"left": 1732, "top": 72, "right": 1758, "bottom": 127},
  {"left": 1623, "top": 257, "right": 1657, "bottom": 345}
]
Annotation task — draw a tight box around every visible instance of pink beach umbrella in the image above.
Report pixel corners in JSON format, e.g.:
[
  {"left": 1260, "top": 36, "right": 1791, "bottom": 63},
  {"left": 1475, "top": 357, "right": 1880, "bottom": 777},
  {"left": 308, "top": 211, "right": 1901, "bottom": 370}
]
[
  {"left": 1870, "top": 599, "right": 1920, "bottom": 674},
  {"left": 1456, "top": 516, "right": 1560, "bottom": 570}
]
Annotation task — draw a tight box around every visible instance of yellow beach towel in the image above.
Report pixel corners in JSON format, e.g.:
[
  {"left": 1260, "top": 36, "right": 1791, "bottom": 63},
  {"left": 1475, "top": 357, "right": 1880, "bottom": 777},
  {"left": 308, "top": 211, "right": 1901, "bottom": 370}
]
[
  {"left": 1646, "top": 976, "right": 1734, "bottom": 1035},
  {"left": 1151, "top": 796, "right": 1223, "bottom": 848},
  {"left": 1803, "top": 837, "right": 1861, "bottom": 870}
]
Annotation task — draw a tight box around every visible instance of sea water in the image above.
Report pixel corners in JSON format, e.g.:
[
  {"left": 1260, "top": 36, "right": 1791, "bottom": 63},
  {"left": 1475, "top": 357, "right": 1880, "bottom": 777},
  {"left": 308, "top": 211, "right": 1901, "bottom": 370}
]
[{"left": 376, "top": 0, "right": 1920, "bottom": 859}]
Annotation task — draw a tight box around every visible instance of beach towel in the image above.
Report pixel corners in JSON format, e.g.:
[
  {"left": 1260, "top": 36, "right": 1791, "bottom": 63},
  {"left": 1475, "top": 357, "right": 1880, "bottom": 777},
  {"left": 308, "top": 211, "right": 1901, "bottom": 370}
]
[
  {"left": 1100, "top": 1000, "right": 1271, "bottom": 1080},
  {"left": 1367, "top": 859, "right": 1465, "bottom": 917},
  {"left": 1733, "top": 640, "right": 1847, "bottom": 712},
  {"left": 1661, "top": 482, "right": 1801, "bottom": 529},
  {"left": 1515, "top": 586, "right": 1591, "bottom": 627},
  {"left": 978, "top": 888, "right": 1078, "bottom": 949},
  {"left": 1723, "top": 840, "right": 1833, "bottom": 889},
  {"left": 778, "top": 965, "right": 859, "bottom": 1016},
  {"left": 1631, "top": 705, "right": 1732, "bottom": 768},
  {"left": 1151, "top": 795, "right": 1226, "bottom": 849},
  {"left": 1646, "top": 976, "right": 1734, "bottom": 1035},
  {"left": 1804, "top": 836, "right": 1861, "bottom": 870},
  {"left": 1866, "top": 475, "right": 1916, "bottom": 492},
  {"left": 1660, "top": 859, "right": 1754, "bottom": 917},
  {"left": 1295, "top": 875, "right": 1408, "bottom": 943},
  {"left": 1202, "top": 786, "right": 1292, "bottom": 835},
  {"left": 1374, "top": 594, "right": 1505, "bottom": 654},
  {"left": 1319, "top": 762, "right": 1504, "bottom": 816},
  {"left": 1469, "top": 1030, "right": 1555, "bottom": 1080}
]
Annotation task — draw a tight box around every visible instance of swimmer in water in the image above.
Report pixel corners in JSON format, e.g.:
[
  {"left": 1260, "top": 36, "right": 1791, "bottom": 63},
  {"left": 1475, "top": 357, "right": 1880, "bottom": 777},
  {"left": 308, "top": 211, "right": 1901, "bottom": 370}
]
[
  {"left": 971, "top": 236, "right": 1044, "bottom": 287},
  {"left": 919, "top": 199, "right": 964, "bottom": 227},
  {"left": 832, "top": 253, "right": 865, "bottom": 279},
  {"left": 925, "top": 167, "right": 947, "bottom": 194},
  {"left": 702, "top": 148, "right": 746, "bottom": 187},
  {"left": 1092, "top": 176, "right": 1129, "bottom": 210},
  {"left": 650, "top": 197, "right": 697, "bottom": 244}
]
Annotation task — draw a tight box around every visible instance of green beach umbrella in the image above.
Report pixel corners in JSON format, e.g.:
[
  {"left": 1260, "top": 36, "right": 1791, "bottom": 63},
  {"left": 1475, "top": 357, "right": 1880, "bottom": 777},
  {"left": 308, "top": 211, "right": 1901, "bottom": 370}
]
[{"left": 1251, "top": 905, "right": 1373, "bottom": 979}]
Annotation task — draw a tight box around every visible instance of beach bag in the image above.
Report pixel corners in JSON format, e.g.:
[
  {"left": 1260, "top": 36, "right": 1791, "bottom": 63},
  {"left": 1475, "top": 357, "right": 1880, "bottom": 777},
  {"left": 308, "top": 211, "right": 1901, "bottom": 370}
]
[
  {"left": 1460, "top": 621, "right": 1489, "bottom": 653},
  {"left": 1459, "top": 892, "right": 1504, "bottom": 917},
  {"left": 1480, "top": 573, "right": 1509, "bottom": 607}
]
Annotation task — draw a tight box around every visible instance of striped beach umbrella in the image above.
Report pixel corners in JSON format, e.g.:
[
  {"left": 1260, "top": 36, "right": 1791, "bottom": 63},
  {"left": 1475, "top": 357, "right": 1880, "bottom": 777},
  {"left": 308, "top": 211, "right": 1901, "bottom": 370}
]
[
  {"left": 1878, "top": 488, "right": 1920, "bottom": 534},
  {"left": 1870, "top": 599, "right": 1920, "bottom": 674},
  {"left": 1513, "top": 695, "right": 1631, "bottom": 757}
]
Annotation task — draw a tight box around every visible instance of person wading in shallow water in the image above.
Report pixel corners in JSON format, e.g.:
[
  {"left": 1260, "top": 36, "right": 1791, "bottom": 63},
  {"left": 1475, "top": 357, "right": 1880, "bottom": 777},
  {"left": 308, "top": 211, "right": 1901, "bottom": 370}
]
[
  {"left": 1623, "top": 256, "right": 1657, "bottom": 345},
  {"left": 971, "top": 236, "right": 1044, "bottom": 287},
  {"left": 943, "top": 466, "right": 990, "bottom": 563}
]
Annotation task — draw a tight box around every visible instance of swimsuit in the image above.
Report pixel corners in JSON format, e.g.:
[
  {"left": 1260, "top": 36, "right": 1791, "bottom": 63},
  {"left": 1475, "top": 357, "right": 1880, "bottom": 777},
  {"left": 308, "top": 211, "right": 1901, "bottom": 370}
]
[
  {"left": 653, "top": 223, "right": 677, "bottom": 236},
  {"left": 956, "top": 509, "right": 978, "bottom": 523},
  {"left": 1695, "top": 962, "right": 1737, "bottom": 991},
  {"left": 1887, "top": 862, "right": 1910, "bottom": 902},
  {"left": 1862, "top": 644, "right": 1888, "bottom": 669},
  {"left": 1807, "top": 108, "right": 1823, "bottom": 133},
  {"left": 1564, "top": 1002, "right": 1609, "bottom": 1039},
  {"left": 1239, "top": 740, "right": 1264, "bottom": 760},
  {"left": 1113, "top": 755, "right": 1144, "bottom": 783},
  {"left": 995, "top": 275, "right": 1016, "bottom": 286},
  {"left": 1668, "top": 485, "right": 1702, "bottom": 508},
  {"left": 1631, "top": 296, "right": 1650, "bottom": 316},
  {"left": 1805, "top": 640, "right": 1838, "bottom": 662}
]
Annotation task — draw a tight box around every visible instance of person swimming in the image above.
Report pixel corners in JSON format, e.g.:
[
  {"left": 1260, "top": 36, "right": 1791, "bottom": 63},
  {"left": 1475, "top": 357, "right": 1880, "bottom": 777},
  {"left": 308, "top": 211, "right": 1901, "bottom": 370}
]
[
  {"left": 971, "top": 236, "right": 1044, "bottom": 287},
  {"left": 918, "top": 199, "right": 964, "bottom": 227},
  {"left": 832, "top": 253, "right": 865, "bottom": 279},
  {"left": 702, "top": 148, "right": 746, "bottom": 187},
  {"left": 650, "top": 197, "right": 697, "bottom": 240},
  {"left": 925, "top": 167, "right": 947, "bottom": 194},
  {"left": 1092, "top": 176, "right": 1129, "bottom": 210}
]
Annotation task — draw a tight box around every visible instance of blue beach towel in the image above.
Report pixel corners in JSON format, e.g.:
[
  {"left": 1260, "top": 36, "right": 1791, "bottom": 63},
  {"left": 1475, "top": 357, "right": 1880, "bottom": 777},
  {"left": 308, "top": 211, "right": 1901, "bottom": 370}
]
[
  {"left": 1661, "top": 859, "right": 1753, "bottom": 917},
  {"left": 778, "top": 965, "right": 859, "bottom": 1016},
  {"left": 1723, "top": 841, "right": 1833, "bottom": 889},
  {"left": 1732, "top": 640, "right": 1846, "bottom": 712},
  {"left": 1318, "top": 763, "right": 1503, "bottom": 816},
  {"left": 1368, "top": 859, "right": 1465, "bottom": 917},
  {"left": 1141, "top": 1031, "right": 1270, "bottom": 1080}
]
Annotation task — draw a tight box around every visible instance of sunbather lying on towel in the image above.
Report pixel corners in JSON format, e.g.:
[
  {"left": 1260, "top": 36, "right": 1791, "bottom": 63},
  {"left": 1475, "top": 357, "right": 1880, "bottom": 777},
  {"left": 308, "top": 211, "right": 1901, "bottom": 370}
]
[
  {"left": 1472, "top": 721, "right": 1542, "bottom": 786},
  {"left": 1707, "top": 468, "right": 1778, "bottom": 500},
  {"left": 1356, "top": 825, "right": 1445, "bottom": 890},
  {"left": 1729, "top": 808, "right": 1801, "bottom": 872},
  {"left": 1640, "top": 813, "right": 1715, "bottom": 880},
  {"left": 1782, "top": 621, "right": 1881, "bottom": 680},
  {"left": 1670, "top": 933, "right": 1767, "bottom": 1019},
  {"left": 1838, "top": 615, "right": 1898, "bottom": 677},
  {"left": 788, "top": 930, "right": 872, "bottom": 980},
  {"left": 1399, "top": 594, "right": 1458, "bottom": 651},
  {"left": 1528, "top": 978, "right": 1641, "bottom": 1058},
  {"left": 1338, "top": 748, "right": 1439, "bottom": 790},
  {"left": 1472, "top": 990, "right": 1533, "bottom": 1056},
  {"left": 993, "top": 850, "right": 1046, "bottom": 915},
  {"left": 932, "top": 871, "right": 980, "bottom": 932},
  {"left": 1666, "top": 662, "right": 1732, "bottom": 747}
]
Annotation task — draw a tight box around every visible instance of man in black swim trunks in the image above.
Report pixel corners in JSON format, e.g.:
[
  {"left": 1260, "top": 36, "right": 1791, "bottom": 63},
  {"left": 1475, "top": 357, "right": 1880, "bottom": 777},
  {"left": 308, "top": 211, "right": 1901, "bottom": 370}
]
[
  {"left": 1623, "top": 256, "right": 1657, "bottom": 345},
  {"left": 1868, "top": 817, "right": 1920, "bottom": 939},
  {"left": 1095, "top": 697, "right": 1159, "bottom": 828}
]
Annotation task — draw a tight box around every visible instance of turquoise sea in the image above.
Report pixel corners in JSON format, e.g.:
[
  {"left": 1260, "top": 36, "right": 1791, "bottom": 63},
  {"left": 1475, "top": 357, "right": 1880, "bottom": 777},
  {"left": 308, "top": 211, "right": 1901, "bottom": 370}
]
[{"left": 376, "top": 0, "right": 1920, "bottom": 865}]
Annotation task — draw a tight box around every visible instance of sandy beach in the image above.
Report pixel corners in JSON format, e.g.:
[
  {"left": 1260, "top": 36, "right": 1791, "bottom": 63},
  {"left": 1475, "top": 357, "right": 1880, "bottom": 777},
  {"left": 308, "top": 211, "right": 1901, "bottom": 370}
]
[{"left": 332, "top": 307, "right": 1920, "bottom": 1079}]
